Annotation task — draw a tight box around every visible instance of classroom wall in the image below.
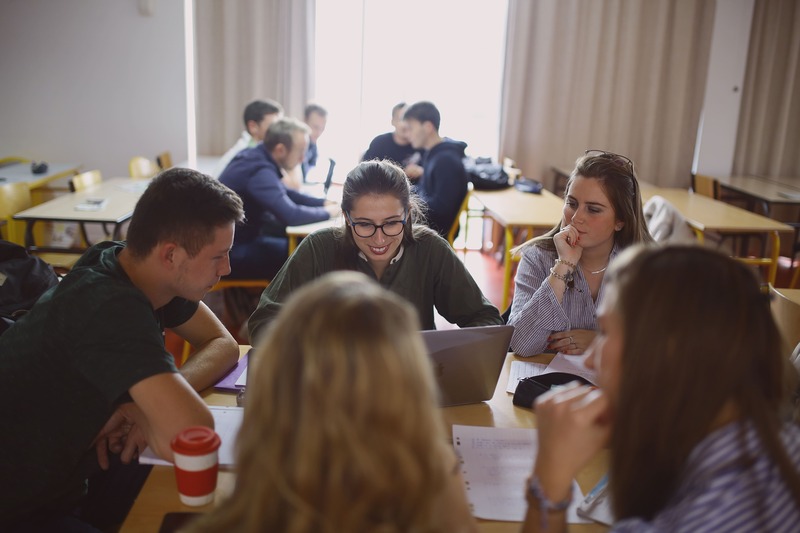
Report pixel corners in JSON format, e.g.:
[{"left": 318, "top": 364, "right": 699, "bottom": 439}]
[
  {"left": 0, "top": 0, "right": 750, "bottom": 182},
  {"left": 0, "top": 0, "right": 188, "bottom": 178}
]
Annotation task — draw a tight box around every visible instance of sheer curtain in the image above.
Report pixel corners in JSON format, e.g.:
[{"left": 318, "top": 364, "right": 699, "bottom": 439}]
[
  {"left": 499, "top": 0, "right": 714, "bottom": 188},
  {"left": 194, "top": 0, "right": 315, "bottom": 156},
  {"left": 733, "top": 0, "right": 800, "bottom": 180}
]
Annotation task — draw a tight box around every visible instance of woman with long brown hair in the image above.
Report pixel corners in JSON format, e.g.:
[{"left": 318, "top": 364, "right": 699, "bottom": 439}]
[
  {"left": 508, "top": 150, "right": 653, "bottom": 357},
  {"left": 523, "top": 245, "right": 800, "bottom": 532},
  {"left": 247, "top": 159, "right": 501, "bottom": 342}
]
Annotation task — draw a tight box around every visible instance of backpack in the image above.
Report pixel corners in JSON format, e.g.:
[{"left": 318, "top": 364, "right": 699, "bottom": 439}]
[
  {"left": 463, "top": 156, "right": 512, "bottom": 190},
  {"left": 0, "top": 240, "right": 60, "bottom": 334}
]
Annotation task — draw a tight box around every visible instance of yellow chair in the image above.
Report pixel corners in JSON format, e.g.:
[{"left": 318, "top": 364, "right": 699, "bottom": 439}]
[
  {"left": 770, "top": 284, "right": 800, "bottom": 356},
  {"left": 129, "top": 156, "right": 161, "bottom": 179},
  {"left": 180, "top": 278, "right": 271, "bottom": 364},
  {"left": 692, "top": 173, "right": 775, "bottom": 284},
  {"left": 156, "top": 151, "right": 173, "bottom": 170},
  {"left": 69, "top": 169, "right": 103, "bottom": 192},
  {"left": 0, "top": 182, "right": 81, "bottom": 273},
  {"left": 691, "top": 173, "right": 720, "bottom": 199},
  {"left": 0, "top": 156, "right": 29, "bottom": 167},
  {"left": 69, "top": 170, "right": 113, "bottom": 246},
  {"left": 447, "top": 182, "right": 475, "bottom": 247}
]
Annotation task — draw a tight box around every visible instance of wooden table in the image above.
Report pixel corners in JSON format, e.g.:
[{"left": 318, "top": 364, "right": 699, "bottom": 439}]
[
  {"left": 120, "top": 350, "right": 609, "bottom": 533},
  {"left": 642, "top": 187, "right": 793, "bottom": 284},
  {"left": 0, "top": 161, "right": 81, "bottom": 189},
  {"left": 471, "top": 188, "right": 564, "bottom": 309},
  {"left": 285, "top": 216, "right": 340, "bottom": 255},
  {"left": 13, "top": 178, "right": 149, "bottom": 253},
  {"left": 716, "top": 174, "right": 800, "bottom": 215}
]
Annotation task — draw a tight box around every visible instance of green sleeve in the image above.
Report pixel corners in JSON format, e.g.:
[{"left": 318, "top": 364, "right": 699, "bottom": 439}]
[
  {"left": 429, "top": 236, "right": 503, "bottom": 327},
  {"left": 247, "top": 232, "right": 331, "bottom": 343}
]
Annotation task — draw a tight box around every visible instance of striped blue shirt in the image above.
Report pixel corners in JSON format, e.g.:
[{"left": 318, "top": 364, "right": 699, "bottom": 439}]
[
  {"left": 613, "top": 422, "right": 800, "bottom": 532},
  {"left": 508, "top": 244, "right": 618, "bottom": 356}
]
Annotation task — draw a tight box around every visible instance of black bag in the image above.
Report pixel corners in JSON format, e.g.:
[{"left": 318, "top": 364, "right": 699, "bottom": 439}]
[
  {"left": 0, "top": 240, "right": 60, "bottom": 334},
  {"left": 512, "top": 372, "right": 593, "bottom": 408},
  {"left": 463, "top": 156, "right": 511, "bottom": 190}
]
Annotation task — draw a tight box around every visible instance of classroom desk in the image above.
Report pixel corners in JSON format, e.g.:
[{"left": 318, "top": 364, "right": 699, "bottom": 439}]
[
  {"left": 642, "top": 187, "right": 793, "bottom": 284},
  {"left": 12, "top": 178, "right": 149, "bottom": 253},
  {"left": 471, "top": 188, "right": 564, "bottom": 310},
  {"left": 120, "top": 350, "right": 609, "bottom": 533},
  {"left": 0, "top": 161, "right": 81, "bottom": 189},
  {"left": 285, "top": 216, "right": 341, "bottom": 255},
  {"left": 716, "top": 174, "right": 800, "bottom": 215}
]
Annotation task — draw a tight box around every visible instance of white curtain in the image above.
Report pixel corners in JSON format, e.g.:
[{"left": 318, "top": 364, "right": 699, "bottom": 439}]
[
  {"left": 194, "top": 0, "right": 315, "bottom": 156},
  {"left": 733, "top": 0, "right": 800, "bottom": 180},
  {"left": 499, "top": 0, "right": 714, "bottom": 188}
]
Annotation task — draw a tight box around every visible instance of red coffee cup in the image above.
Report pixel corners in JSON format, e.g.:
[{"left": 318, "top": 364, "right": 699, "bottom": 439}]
[{"left": 171, "top": 426, "right": 221, "bottom": 506}]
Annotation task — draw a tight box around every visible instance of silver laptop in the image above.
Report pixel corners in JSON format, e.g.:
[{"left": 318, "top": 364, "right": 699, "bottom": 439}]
[{"left": 422, "top": 324, "right": 514, "bottom": 407}]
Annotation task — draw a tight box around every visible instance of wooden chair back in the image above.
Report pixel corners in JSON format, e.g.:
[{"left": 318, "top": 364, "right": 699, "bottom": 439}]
[
  {"left": 69, "top": 170, "right": 103, "bottom": 192},
  {"left": 447, "top": 182, "right": 474, "bottom": 246},
  {"left": 0, "top": 182, "right": 32, "bottom": 244},
  {"left": 129, "top": 156, "right": 160, "bottom": 179},
  {"left": 69, "top": 170, "right": 111, "bottom": 245},
  {"left": 692, "top": 173, "right": 720, "bottom": 199},
  {"left": 156, "top": 151, "right": 173, "bottom": 170},
  {"left": 0, "top": 182, "right": 80, "bottom": 272},
  {"left": 0, "top": 156, "right": 29, "bottom": 167},
  {"left": 770, "top": 285, "right": 800, "bottom": 357}
]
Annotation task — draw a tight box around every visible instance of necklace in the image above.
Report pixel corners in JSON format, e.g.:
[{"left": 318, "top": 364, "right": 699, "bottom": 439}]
[{"left": 589, "top": 265, "right": 608, "bottom": 275}]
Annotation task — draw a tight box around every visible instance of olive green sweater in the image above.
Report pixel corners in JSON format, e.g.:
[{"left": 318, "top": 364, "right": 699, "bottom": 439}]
[{"left": 248, "top": 226, "right": 502, "bottom": 342}]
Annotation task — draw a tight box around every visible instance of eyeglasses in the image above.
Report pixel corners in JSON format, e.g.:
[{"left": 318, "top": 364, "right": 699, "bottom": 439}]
[
  {"left": 346, "top": 212, "right": 407, "bottom": 238},
  {"left": 584, "top": 149, "right": 634, "bottom": 172}
]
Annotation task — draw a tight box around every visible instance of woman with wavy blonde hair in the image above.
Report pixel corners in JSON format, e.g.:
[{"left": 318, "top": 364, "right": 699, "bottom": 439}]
[{"left": 188, "top": 271, "right": 476, "bottom": 533}]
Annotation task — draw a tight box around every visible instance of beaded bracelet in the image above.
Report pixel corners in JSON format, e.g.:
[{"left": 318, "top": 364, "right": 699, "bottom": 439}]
[
  {"left": 555, "top": 258, "right": 577, "bottom": 269},
  {"left": 549, "top": 265, "right": 573, "bottom": 284},
  {"left": 526, "top": 475, "right": 572, "bottom": 530}
]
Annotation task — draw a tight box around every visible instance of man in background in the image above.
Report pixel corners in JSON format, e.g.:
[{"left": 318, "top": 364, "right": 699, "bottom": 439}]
[
  {"left": 0, "top": 169, "right": 243, "bottom": 531},
  {"left": 362, "top": 102, "right": 423, "bottom": 180},
  {"left": 214, "top": 99, "right": 284, "bottom": 177},
  {"left": 219, "top": 117, "right": 339, "bottom": 280},
  {"left": 301, "top": 103, "right": 328, "bottom": 179},
  {"left": 404, "top": 101, "right": 469, "bottom": 237}
]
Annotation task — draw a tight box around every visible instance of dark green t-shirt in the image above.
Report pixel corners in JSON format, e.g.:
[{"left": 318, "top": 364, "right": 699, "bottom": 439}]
[{"left": 0, "top": 242, "right": 197, "bottom": 523}]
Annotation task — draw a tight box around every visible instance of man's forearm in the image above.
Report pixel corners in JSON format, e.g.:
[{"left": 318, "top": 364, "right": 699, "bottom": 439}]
[{"left": 180, "top": 336, "right": 239, "bottom": 391}]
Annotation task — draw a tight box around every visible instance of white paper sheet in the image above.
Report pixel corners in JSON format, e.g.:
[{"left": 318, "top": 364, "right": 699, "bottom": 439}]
[
  {"left": 453, "top": 425, "right": 588, "bottom": 523},
  {"left": 506, "top": 360, "right": 548, "bottom": 393},
  {"left": 138, "top": 406, "right": 243, "bottom": 466},
  {"left": 542, "top": 352, "right": 598, "bottom": 385}
]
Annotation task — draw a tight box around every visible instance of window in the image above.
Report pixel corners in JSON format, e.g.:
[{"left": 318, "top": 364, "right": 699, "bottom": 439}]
[{"left": 315, "top": 0, "right": 508, "bottom": 172}]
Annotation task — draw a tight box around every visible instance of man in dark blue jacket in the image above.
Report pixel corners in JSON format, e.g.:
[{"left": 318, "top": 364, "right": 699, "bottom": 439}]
[
  {"left": 403, "top": 101, "right": 468, "bottom": 237},
  {"left": 220, "top": 117, "right": 339, "bottom": 279}
]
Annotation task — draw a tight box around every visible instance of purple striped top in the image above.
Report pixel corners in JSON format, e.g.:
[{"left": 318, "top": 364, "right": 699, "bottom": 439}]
[
  {"left": 613, "top": 422, "right": 800, "bottom": 532},
  {"left": 508, "top": 244, "right": 618, "bottom": 357}
]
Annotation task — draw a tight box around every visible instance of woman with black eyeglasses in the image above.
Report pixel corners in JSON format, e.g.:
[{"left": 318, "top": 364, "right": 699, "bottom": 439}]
[
  {"left": 507, "top": 150, "right": 654, "bottom": 357},
  {"left": 248, "top": 159, "right": 502, "bottom": 343}
]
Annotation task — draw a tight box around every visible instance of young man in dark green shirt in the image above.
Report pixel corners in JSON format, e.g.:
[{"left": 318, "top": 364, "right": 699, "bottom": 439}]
[{"left": 0, "top": 168, "right": 244, "bottom": 531}]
